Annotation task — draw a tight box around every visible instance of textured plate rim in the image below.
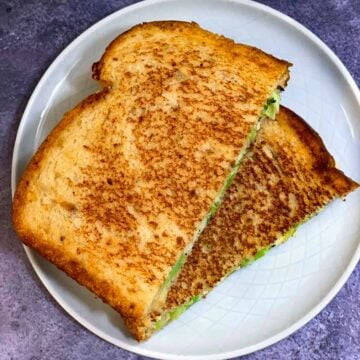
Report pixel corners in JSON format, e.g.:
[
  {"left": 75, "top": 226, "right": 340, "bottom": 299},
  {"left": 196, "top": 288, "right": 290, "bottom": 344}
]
[{"left": 11, "top": 0, "right": 360, "bottom": 359}]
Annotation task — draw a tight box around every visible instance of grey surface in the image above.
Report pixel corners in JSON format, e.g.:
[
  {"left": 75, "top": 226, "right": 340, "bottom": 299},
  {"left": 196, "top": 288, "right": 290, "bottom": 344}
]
[{"left": 0, "top": 0, "right": 359, "bottom": 359}]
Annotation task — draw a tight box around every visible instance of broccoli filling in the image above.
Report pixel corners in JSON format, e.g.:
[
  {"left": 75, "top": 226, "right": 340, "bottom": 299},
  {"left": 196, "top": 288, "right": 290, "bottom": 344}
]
[{"left": 154, "top": 89, "right": 281, "bottom": 313}]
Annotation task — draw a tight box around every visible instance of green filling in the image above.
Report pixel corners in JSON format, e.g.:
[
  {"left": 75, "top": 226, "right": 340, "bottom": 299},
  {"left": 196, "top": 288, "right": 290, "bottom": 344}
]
[
  {"left": 261, "top": 89, "right": 280, "bottom": 120},
  {"left": 199, "top": 89, "right": 281, "bottom": 238},
  {"left": 158, "top": 120, "right": 260, "bottom": 297},
  {"left": 169, "top": 295, "right": 201, "bottom": 320},
  {"left": 155, "top": 90, "right": 282, "bottom": 310},
  {"left": 154, "top": 295, "right": 201, "bottom": 331},
  {"left": 154, "top": 220, "right": 300, "bottom": 332},
  {"left": 203, "top": 120, "right": 260, "bottom": 225},
  {"left": 249, "top": 125, "right": 258, "bottom": 143},
  {"left": 240, "top": 223, "right": 299, "bottom": 268},
  {"left": 276, "top": 223, "right": 299, "bottom": 245},
  {"left": 239, "top": 246, "right": 271, "bottom": 267},
  {"left": 154, "top": 314, "right": 169, "bottom": 331},
  {"left": 162, "top": 253, "right": 186, "bottom": 291}
]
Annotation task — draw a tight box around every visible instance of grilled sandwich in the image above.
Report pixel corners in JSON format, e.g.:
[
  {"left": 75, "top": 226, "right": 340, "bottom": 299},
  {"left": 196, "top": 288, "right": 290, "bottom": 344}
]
[
  {"left": 12, "top": 21, "right": 290, "bottom": 340},
  {"left": 144, "top": 107, "right": 359, "bottom": 340}
]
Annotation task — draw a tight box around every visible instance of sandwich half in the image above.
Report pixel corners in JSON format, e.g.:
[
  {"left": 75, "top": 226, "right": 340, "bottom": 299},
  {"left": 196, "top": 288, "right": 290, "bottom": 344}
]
[
  {"left": 12, "top": 21, "right": 290, "bottom": 339},
  {"left": 144, "top": 106, "right": 359, "bottom": 340}
]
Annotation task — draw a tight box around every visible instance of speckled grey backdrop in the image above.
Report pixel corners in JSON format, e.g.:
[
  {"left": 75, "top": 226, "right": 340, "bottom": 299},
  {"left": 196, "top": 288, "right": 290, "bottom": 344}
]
[{"left": 0, "top": 1, "right": 359, "bottom": 359}]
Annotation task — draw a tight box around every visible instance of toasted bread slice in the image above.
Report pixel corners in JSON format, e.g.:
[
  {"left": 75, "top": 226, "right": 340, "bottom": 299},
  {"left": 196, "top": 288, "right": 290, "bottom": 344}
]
[
  {"left": 12, "top": 21, "right": 290, "bottom": 339},
  {"left": 143, "top": 106, "right": 359, "bottom": 339}
]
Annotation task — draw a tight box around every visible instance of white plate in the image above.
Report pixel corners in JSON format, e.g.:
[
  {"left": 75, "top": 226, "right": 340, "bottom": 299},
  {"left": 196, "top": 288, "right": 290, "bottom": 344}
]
[{"left": 11, "top": 0, "right": 360, "bottom": 359}]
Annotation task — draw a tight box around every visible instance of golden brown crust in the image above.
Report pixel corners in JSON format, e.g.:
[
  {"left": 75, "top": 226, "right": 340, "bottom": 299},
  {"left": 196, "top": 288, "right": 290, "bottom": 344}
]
[
  {"left": 144, "top": 106, "right": 358, "bottom": 339},
  {"left": 12, "top": 21, "right": 290, "bottom": 339},
  {"left": 12, "top": 92, "right": 131, "bottom": 319},
  {"left": 93, "top": 21, "right": 291, "bottom": 87}
]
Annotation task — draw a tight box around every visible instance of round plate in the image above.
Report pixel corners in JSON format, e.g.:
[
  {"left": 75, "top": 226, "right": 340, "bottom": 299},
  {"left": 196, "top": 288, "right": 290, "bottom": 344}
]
[{"left": 11, "top": 0, "right": 360, "bottom": 359}]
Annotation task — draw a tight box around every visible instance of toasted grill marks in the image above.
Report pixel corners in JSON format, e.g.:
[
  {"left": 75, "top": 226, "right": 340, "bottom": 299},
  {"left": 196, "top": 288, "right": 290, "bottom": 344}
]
[
  {"left": 12, "top": 21, "right": 291, "bottom": 339},
  {"left": 165, "top": 107, "right": 359, "bottom": 310},
  {"left": 79, "top": 21, "right": 290, "bottom": 301}
]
